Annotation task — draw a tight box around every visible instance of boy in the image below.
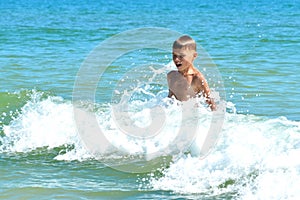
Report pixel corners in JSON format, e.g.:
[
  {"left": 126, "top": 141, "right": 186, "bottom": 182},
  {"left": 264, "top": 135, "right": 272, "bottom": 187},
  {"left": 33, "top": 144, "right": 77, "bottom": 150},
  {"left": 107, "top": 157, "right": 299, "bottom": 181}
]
[{"left": 167, "top": 35, "right": 216, "bottom": 111}]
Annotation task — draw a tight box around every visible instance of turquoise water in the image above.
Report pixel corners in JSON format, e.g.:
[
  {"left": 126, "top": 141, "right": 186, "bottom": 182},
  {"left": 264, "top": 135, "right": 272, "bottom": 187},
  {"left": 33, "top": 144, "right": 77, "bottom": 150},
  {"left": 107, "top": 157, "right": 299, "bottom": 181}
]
[{"left": 1, "top": 0, "right": 300, "bottom": 199}]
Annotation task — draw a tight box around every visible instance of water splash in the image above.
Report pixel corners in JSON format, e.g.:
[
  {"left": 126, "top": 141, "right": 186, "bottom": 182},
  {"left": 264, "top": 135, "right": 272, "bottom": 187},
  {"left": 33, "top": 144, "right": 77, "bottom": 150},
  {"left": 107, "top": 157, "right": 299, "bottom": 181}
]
[
  {"left": 0, "top": 90, "right": 299, "bottom": 198},
  {"left": 149, "top": 113, "right": 300, "bottom": 198}
]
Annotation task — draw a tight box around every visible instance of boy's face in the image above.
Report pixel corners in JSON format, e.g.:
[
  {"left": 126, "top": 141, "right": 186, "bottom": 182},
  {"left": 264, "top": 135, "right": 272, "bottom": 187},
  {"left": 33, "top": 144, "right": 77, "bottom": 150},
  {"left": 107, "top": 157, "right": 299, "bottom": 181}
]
[{"left": 172, "top": 48, "right": 197, "bottom": 72}]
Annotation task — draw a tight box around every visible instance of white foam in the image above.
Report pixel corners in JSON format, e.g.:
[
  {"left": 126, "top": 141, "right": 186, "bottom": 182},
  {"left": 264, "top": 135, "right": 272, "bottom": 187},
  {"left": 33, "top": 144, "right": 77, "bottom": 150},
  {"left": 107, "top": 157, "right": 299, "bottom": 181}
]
[
  {"left": 1, "top": 91, "right": 299, "bottom": 198},
  {"left": 150, "top": 113, "right": 300, "bottom": 198},
  {"left": 1, "top": 95, "right": 75, "bottom": 152}
]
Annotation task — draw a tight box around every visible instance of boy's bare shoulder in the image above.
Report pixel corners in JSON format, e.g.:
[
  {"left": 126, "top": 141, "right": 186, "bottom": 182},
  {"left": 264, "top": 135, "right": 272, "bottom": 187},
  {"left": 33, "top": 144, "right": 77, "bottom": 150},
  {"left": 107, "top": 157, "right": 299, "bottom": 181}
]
[
  {"left": 167, "top": 70, "right": 179, "bottom": 78},
  {"left": 167, "top": 70, "right": 178, "bottom": 75},
  {"left": 194, "top": 71, "right": 206, "bottom": 80}
]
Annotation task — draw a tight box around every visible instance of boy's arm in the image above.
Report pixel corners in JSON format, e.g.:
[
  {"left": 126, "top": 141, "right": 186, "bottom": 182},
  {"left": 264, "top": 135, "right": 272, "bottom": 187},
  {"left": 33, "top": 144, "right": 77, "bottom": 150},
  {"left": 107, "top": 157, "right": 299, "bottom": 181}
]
[
  {"left": 167, "top": 71, "right": 175, "bottom": 98},
  {"left": 168, "top": 89, "right": 174, "bottom": 98},
  {"left": 197, "top": 73, "right": 217, "bottom": 111}
]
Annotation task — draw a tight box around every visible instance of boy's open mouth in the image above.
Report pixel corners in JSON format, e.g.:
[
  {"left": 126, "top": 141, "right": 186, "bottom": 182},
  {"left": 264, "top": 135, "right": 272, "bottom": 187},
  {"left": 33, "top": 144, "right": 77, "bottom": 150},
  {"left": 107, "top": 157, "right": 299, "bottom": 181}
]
[{"left": 176, "top": 63, "right": 182, "bottom": 68}]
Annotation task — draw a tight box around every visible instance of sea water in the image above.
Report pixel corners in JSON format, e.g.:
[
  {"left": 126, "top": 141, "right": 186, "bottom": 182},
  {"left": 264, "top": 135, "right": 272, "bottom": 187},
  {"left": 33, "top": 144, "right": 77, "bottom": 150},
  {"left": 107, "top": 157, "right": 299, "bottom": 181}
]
[{"left": 0, "top": 0, "right": 299, "bottom": 199}]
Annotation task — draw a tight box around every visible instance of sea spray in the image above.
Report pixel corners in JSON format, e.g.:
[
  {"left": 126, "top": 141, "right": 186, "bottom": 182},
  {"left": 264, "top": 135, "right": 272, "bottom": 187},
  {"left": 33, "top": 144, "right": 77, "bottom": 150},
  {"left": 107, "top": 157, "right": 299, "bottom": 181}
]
[
  {"left": 0, "top": 91, "right": 80, "bottom": 153},
  {"left": 1, "top": 91, "right": 299, "bottom": 198},
  {"left": 149, "top": 112, "right": 300, "bottom": 198}
]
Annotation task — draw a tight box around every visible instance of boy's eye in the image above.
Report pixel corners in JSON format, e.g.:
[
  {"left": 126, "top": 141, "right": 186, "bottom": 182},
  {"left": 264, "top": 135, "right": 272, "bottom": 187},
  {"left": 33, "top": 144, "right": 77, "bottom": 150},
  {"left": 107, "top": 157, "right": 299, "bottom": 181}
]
[{"left": 173, "top": 54, "right": 186, "bottom": 59}]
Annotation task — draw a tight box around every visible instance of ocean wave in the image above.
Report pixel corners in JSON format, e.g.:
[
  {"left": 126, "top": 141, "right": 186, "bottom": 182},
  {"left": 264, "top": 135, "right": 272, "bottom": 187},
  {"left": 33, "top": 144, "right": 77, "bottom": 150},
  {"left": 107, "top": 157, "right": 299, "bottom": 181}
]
[{"left": 0, "top": 90, "right": 299, "bottom": 198}]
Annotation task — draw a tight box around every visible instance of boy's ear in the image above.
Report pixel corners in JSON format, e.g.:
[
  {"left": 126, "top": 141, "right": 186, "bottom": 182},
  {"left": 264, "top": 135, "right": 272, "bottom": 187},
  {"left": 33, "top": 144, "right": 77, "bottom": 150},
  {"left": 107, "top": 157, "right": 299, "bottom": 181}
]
[{"left": 193, "top": 52, "right": 198, "bottom": 58}]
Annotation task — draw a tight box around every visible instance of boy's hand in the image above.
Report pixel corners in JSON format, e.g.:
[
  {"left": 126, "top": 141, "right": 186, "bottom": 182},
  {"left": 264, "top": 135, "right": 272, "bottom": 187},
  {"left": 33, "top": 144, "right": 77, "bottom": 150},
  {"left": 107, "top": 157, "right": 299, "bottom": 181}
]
[{"left": 206, "top": 98, "right": 217, "bottom": 111}]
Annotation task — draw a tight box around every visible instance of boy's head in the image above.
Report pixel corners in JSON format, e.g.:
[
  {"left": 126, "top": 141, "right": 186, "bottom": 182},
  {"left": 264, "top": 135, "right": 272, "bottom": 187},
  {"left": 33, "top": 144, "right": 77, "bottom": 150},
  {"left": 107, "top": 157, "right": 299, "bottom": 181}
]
[
  {"left": 172, "top": 35, "right": 198, "bottom": 71},
  {"left": 173, "top": 35, "right": 197, "bottom": 51}
]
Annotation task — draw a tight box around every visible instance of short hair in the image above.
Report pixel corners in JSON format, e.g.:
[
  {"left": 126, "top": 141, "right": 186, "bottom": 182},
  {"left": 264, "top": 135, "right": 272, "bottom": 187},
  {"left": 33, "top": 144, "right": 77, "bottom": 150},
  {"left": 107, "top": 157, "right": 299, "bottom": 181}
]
[{"left": 173, "top": 35, "right": 196, "bottom": 51}]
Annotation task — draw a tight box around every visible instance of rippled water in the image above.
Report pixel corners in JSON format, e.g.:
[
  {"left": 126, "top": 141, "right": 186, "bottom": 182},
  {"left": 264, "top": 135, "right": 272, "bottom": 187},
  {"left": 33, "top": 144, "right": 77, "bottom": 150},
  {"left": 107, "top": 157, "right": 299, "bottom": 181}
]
[{"left": 0, "top": 0, "right": 299, "bottom": 199}]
